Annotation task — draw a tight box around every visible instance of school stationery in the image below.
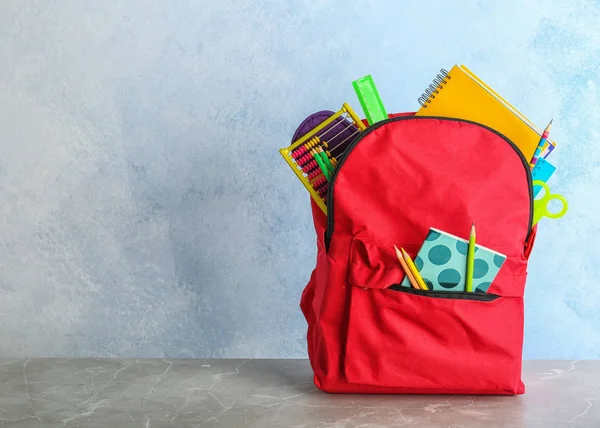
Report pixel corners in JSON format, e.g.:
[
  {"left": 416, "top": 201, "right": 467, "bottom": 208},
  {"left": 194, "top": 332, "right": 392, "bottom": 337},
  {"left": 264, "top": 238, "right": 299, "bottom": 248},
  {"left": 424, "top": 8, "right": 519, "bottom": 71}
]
[
  {"left": 465, "top": 224, "right": 476, "bottom": 292},
  {"left": 352, "top": 75, "right": 388, "bottom": 125},
  {"left": 532, "top": 180, "right": 568, "bottom": 225},
  {"left": 311, "top": 149, "right": 331, "bottom": 181},
  {"left": 416, "top": 65, "right": 556, "bottom": 161},
  {"left": 531, "top": 157, "right": 557, "bottom": 197},
  {"left": 530, "top": 120, "right": 553, "bottom": 169},
  {"left": 394, "top": 245, "right": 420, "bottom": 289},
  {"left": 401, "top": 247, "right": 428, "bottom": 290},
  {"left": 459, "top": 64, "right": 555, "bottom": 145},
  {"left": 280, "top": 103, "right": 366, "bottom": 213},
  {"left": 400, "top": 227, "right": 507, "bottom": 293},
  {"left": 542, "top": 140, "right": 556, "bottom": 158},
  {"left": 317, "top": 146, "right": 335, "bottom": 174}
]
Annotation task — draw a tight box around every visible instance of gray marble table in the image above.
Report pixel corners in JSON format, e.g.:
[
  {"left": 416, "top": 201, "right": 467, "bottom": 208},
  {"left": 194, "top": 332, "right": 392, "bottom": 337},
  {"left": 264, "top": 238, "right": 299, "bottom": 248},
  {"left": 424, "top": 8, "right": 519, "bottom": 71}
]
[{"left": 0, "top": 359, "right": 598, "bottom": 427}]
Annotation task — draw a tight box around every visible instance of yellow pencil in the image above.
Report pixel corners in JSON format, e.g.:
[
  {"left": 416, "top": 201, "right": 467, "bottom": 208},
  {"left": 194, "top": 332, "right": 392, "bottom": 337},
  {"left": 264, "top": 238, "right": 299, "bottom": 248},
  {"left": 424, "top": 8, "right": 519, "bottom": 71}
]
[
  {"left": 394, "top": 245, "right": 421, "bottom": 289},
  {"left": 401, "top": 248, "right": 429, "bottom": 291}
]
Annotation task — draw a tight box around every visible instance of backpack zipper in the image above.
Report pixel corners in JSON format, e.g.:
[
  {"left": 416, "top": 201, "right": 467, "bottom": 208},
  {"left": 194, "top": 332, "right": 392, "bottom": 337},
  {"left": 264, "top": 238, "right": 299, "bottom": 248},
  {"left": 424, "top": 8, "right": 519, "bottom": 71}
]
[
  {"left": 387, "top": 284, "right": 500, "bottom": 301},
  {"left": 324, "top": 116, "right": 534, "bottom": 250}
]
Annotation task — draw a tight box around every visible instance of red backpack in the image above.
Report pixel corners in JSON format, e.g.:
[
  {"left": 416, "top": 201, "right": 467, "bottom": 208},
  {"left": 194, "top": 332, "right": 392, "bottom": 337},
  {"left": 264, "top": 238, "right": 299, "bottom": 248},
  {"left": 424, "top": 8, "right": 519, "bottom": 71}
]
[{"left": 299, "top": 112, "right": 538, "bottom": 395}]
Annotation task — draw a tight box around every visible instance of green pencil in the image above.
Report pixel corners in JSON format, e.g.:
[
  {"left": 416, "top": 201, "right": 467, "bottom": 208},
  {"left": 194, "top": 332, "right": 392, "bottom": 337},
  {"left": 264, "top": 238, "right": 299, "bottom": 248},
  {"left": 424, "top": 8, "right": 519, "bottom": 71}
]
[
  {"left": 317, "top": 147, "right": 335, "bottom": 174},
  {"left": 466, "top": 224, "right": 476, "bottom": 292},
  {"left": 311, "top": 149, "right": 331, "bottom": 181}
]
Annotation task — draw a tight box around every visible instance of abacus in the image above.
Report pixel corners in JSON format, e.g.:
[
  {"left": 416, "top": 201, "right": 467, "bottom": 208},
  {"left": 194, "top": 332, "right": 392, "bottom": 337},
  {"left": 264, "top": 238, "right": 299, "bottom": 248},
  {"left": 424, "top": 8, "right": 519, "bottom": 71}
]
[{"left": 280, "top": 103, "right": 367, "bottom": 214}]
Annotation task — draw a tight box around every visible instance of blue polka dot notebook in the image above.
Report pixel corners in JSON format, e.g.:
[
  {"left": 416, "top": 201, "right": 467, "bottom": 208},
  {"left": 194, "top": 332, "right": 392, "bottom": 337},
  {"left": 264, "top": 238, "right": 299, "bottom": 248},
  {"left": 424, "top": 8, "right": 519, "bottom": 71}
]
[{"left": 400, "top": 228, "right": 506, "bottom": 293}]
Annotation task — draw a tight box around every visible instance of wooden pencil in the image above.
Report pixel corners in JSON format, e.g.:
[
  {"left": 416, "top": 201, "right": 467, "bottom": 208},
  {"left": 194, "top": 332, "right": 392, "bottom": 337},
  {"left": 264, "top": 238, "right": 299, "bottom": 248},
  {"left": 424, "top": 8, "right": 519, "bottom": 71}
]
[
  {"left": 401, "top": 247, "right": 429, "bottom": 291},
  {"left": 394, "top": 245, "right": 421, "bottom": 290}
]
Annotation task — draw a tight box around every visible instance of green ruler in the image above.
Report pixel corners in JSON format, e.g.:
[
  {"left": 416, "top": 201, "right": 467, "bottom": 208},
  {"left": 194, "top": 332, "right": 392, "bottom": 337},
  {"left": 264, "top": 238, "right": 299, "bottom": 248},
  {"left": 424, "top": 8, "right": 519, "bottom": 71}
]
[{"left": 352, "top": 75, "right": 387, "bottom": 125}]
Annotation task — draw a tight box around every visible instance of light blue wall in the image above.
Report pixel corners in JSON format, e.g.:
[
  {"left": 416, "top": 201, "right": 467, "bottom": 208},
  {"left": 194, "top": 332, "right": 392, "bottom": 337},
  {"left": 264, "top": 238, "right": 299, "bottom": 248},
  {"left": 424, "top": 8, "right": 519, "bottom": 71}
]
[{"left": 0, "top": 0, "right": 598, "bottom": 358}]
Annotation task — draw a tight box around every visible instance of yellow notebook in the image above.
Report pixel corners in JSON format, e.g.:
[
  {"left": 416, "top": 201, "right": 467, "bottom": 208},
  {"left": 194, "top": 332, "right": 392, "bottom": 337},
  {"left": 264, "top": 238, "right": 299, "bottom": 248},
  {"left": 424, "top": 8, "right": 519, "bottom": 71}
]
[{"left": 415, "top": 65, "right": 555, "bottom": 161}]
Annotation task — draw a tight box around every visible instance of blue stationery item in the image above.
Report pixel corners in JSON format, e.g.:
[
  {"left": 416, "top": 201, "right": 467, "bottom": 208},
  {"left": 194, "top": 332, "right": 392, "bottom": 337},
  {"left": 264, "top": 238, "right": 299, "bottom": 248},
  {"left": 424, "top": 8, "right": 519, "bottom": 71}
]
[
  {"left": 400, "top": 228, "right": 506, "bottom": 293},
  {"left": 531, "top": 157, "right": 556, "bottom": 197}
]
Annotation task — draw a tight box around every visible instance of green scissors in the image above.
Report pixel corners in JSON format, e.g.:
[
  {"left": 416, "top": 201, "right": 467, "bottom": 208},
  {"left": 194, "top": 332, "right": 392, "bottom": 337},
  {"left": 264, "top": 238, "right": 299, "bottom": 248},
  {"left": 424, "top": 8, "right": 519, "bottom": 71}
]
[{"left": 532, "top": 180, "right": 568, "bottom": 225}]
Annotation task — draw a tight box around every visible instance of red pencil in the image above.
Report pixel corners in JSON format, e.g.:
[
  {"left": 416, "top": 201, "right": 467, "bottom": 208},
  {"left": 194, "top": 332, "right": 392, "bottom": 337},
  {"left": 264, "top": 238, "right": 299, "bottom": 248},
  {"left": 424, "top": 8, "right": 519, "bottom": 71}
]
[{"left": 541, "top": 119, "right": 553, "bottom": 140}]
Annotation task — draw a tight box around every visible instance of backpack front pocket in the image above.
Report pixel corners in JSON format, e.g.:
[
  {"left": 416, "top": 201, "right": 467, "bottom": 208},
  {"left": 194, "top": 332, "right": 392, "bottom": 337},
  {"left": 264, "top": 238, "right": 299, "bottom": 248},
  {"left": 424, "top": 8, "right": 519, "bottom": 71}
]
[{"left": 342, "top": 283, "right": 525, "bottom": 394}]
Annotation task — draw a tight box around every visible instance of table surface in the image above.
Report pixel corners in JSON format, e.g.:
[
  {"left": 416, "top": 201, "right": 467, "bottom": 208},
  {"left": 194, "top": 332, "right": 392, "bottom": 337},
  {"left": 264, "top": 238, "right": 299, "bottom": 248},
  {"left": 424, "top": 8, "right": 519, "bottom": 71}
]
[{"left": 0, "top": 359, "right": 598, "bottom": 428}]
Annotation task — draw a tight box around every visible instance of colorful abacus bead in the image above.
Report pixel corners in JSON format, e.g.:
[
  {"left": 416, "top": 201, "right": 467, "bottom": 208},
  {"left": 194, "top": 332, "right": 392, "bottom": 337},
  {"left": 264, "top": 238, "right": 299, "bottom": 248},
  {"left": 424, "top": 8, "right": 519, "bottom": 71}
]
[
  {"left": 292, "top": 137, "right": 321, "bottom": 158},
  {"left": 295, "top": 152, "right": 314, "bottom": 167},
  {"left": 302, "top": 160, "right": 320, "bottom": 174},
  {"left": 307, "top": 169, "right": 322, "bottom": 180},
  {"left": 315, "top": 180, "right": 329, "bottom": 194},
  {"left": 312, "top": 178, "right": 326, "bottom": 189}
]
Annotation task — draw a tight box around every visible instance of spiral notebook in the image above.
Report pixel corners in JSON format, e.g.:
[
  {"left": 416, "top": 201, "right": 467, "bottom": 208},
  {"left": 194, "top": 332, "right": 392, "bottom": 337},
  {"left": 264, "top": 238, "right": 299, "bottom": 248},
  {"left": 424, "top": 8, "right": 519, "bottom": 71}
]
[{"left": 415, "top": 65, "right": 555, "bottom": 161}]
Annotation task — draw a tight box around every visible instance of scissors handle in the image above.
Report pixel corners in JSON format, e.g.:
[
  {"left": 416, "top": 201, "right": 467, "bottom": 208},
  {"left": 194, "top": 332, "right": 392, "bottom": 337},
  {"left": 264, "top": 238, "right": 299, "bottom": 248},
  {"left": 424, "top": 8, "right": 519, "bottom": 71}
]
[
  {"left": 532, "top": 180, "right": 568, "bottom": 224},
  {"left": 532, "top": 179, "right": 550, "bottom": 196},
  {"left": 542, "top": 194, "right": 568, "bottom": 219}
]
